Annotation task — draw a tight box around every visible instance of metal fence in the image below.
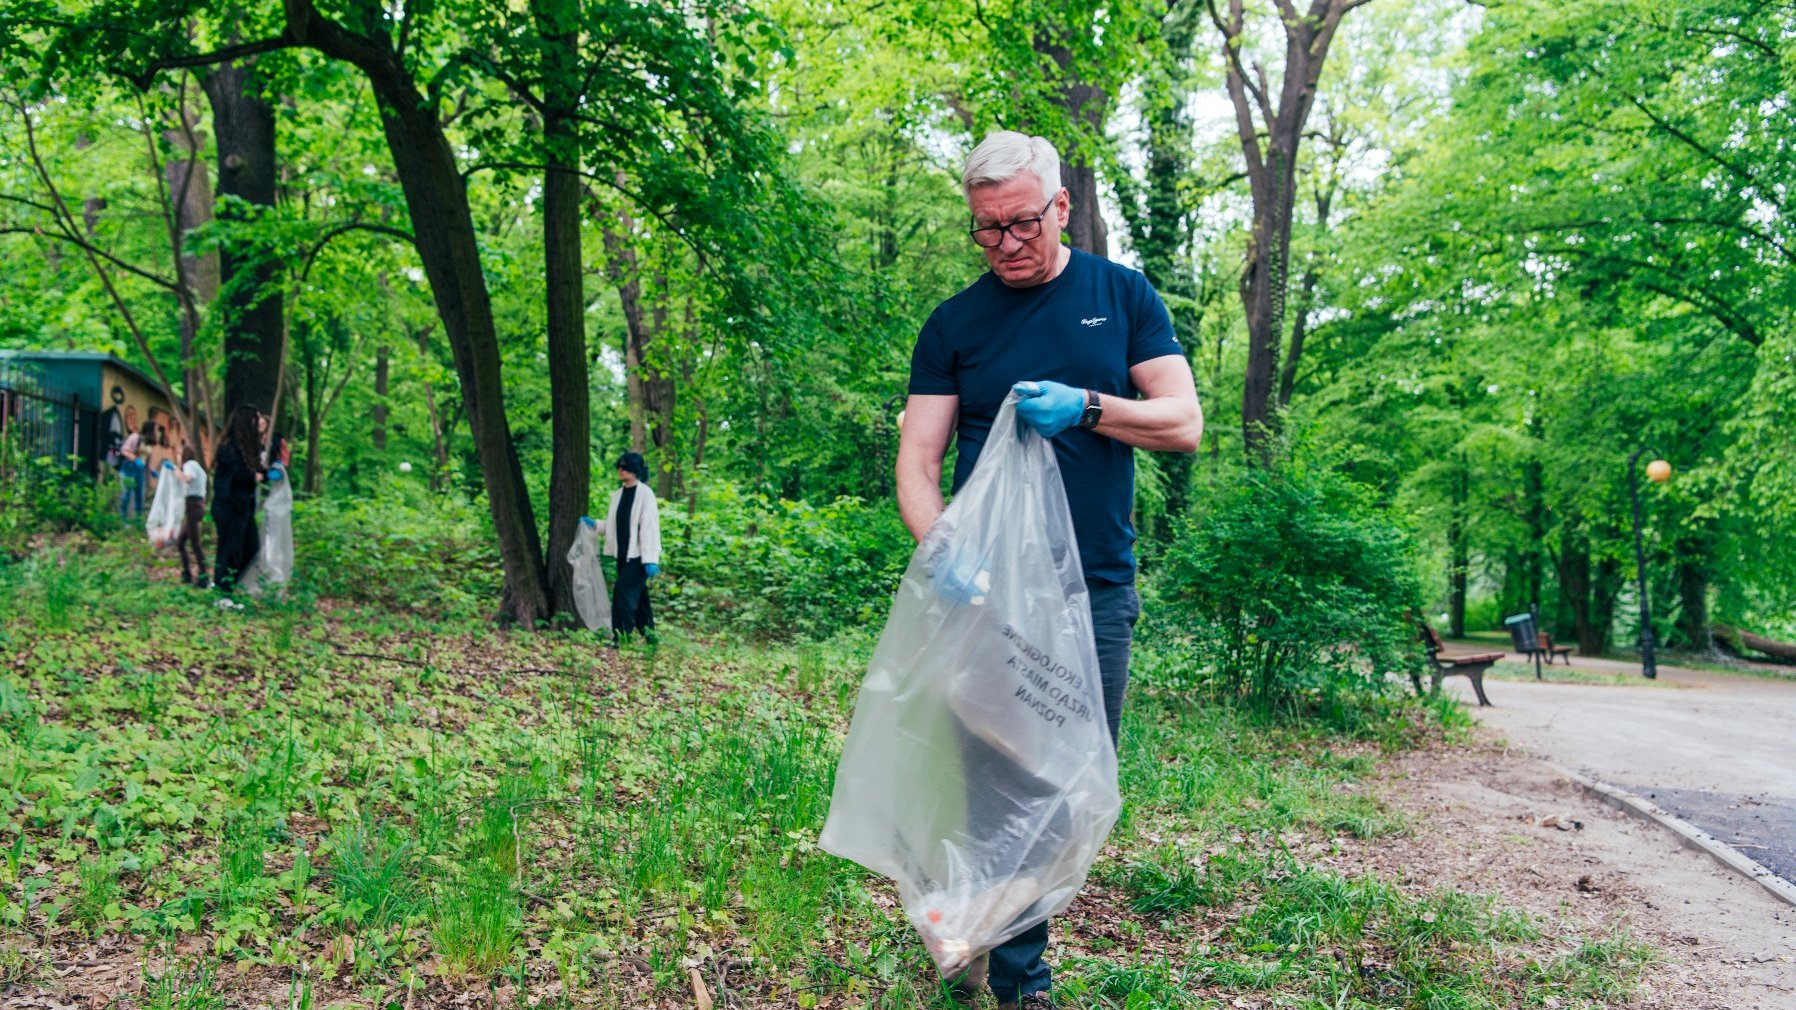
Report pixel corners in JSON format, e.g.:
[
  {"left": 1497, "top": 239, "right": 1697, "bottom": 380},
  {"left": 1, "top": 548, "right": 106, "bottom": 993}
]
[{"left": 0, "top": 360, "right": 97, "bottom": 476}]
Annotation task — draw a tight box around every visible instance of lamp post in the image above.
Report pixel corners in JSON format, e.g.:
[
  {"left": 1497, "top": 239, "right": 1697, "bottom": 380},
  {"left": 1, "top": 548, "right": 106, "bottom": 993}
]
[{"left": 1627, "top": 450, "right": 1672, "bottom": 679}]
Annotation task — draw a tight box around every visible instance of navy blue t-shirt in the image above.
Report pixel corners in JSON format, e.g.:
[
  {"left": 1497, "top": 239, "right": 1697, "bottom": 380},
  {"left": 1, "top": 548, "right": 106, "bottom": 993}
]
[{"left": 908, "top": 247, "right": 1182, "bottom": 584}]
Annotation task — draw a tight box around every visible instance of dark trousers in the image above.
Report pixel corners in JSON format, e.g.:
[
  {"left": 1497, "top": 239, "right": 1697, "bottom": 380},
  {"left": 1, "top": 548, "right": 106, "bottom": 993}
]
[
  {"left": 611, "top": 558, "right": 654, "bottom": 636},
  {"left": 212, "top": 503, "right": 258, "bottom": 591},
  {"left": 175, "top": 497, "right": 207, "bottom": 578},
  {"left": 985, "top": 579, "right": 1139, "bottom": 1003}
]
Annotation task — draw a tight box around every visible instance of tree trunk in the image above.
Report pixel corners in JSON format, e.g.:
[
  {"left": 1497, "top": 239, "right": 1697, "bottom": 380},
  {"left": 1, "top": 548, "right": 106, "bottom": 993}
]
[
  {"left": 1591, "top": 555, "right": 1622, "bottom": 654},
  {"left": 536, "top": 0, "right": 591, "bottom": 619},
  {"left": 1557, "top": 525, "right": 1596, "bottom": 651},
  {"left": 202, "top": 59, "right": 285, "bottom": 416},
  {"left": 1447, "top": 458, "right": 1468, "bottom": 637},
  {"left": 302, "top": 345, "right": 322, "bottom": 495},
  {"left": 602, "top": 201, "right": 673, "bottom": 468},
  {"left": 415, "top": 324, "right": 449, "bottom": 486},
  {"left": 1713, "top": 624, "right": 1796, "bottom": 663},
  {"left": 1210, "top": 0, "right": 1367, "bottom": 460},
  {"left": 1521, "top": 452, "right": 1546, "bottom": 606},
  {"left": 1034, "top": 35, "right": 1108, "bottom": 257},
  {"left": 163, "top": 98, "right": 218, "bottom": 407},
  {"left": 371, "top": 344, "right": 388, "bottom": 451},
  {"left": 1673, "top": 530, "right": 1712, "bottom": 650}
]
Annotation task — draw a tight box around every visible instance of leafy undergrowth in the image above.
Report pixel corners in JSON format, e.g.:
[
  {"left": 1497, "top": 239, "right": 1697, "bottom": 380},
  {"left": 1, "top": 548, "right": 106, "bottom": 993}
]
[{"left": 0, "top": 536, "right": 1652, "bottom": 1008}]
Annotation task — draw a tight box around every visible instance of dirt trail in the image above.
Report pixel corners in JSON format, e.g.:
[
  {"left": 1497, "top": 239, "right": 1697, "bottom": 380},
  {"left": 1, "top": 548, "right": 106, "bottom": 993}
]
[
  {"left": 1346, "top": 738, "right": 1796, "bottom": 1009},
  {"left": 1441, "top": 653, "right": 1796, "bottom": 894}
]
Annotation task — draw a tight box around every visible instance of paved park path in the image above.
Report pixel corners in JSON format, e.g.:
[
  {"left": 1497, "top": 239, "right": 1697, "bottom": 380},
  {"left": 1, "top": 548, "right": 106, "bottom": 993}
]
[{"left": 1441, "top": 648, "right": 1796, "bottom": 888}]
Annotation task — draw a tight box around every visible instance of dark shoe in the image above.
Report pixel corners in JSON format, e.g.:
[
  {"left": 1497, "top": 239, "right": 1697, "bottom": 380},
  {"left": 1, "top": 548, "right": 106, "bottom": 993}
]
[
  {"left": 997, "top": 994, "right": 1054, "bottom": 1010},
  {"left": 180, "top": 570, "right": 192, "bottom": 584},
  {"left": 947, "top": 954, "right": 988, "bottom": 1004},
  {"left": 195, "top": 576, "right": 211, "bottom": 590}
]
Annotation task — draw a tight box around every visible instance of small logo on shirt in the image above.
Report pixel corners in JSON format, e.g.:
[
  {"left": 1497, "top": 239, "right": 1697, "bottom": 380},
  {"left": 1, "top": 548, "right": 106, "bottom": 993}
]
[{"left": 1081, "top": 316, "right": 1108, "bottom": 327}]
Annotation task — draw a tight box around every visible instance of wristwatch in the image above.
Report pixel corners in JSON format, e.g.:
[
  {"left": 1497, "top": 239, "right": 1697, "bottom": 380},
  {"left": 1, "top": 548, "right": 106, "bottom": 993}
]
[{"left": 1077, "top": 389, "right": 1102, "bottom": 430}]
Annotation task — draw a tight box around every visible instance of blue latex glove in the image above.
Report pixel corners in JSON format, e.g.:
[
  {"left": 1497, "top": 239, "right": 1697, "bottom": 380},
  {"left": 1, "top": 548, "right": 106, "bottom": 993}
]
[
  {"left": 580, "top": 515, "right": 597, "bottom": 530},
  {"left": 267, "top": 466, "right": 285, "bottom": 482},
  {"left": 925, "top": 537, "right": 993, "bottom": 606},
  {"left": 644, "top": 563, "right": 660, "bottom": 578},
  {"left": 1012, "top": 380, "right": 1086, "bottom": 438},
  {"left": 161, "top": 460, "right": 176, "bottom": 471}
]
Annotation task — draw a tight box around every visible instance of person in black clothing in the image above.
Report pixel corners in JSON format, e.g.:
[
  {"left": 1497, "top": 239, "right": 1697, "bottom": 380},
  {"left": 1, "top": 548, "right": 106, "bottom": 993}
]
[
  {"left": 211, "top": 405, "right": 267, "bottom": 592},
  {"left": 597, "top": 452, "right": 661, "bottom": 643}
]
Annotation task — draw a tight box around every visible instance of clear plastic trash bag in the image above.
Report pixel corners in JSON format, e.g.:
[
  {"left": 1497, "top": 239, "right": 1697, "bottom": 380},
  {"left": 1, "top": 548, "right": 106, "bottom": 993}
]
[
  {"left": 568, "top": 517, "right": 612, "bottom": 631},
  {"left": 238, "top": 468, "right": 293, "bottom": 593},
  {"left": 820, "top": 393, "right": 1120, "bottom": 978},
  {"left": 144, "top": 460, "right": 182, "bottom": 548}
]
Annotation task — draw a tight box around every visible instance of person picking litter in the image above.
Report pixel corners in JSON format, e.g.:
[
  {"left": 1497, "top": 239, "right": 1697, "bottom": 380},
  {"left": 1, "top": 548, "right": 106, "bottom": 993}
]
[{"left": 880, "top": 131, "right": 1201, "bottom": 1009}]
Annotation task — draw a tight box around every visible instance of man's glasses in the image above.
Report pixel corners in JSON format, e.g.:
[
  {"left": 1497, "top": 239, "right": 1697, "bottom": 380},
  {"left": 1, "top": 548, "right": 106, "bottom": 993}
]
[{"left": 969, "top": 195, "right": 1057, "bottom": 248}]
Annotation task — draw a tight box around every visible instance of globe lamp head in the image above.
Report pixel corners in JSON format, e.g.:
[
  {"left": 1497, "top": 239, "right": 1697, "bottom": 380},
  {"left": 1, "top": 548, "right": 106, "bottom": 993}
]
[{"left": 1646, "top": 459, "right": 1671, "bottom": 483}]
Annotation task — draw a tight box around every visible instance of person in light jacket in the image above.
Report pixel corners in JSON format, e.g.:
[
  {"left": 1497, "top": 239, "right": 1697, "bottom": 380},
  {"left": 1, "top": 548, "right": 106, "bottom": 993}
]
[{"left": 596, "top": 451, "right": 661, "bottom": 642}]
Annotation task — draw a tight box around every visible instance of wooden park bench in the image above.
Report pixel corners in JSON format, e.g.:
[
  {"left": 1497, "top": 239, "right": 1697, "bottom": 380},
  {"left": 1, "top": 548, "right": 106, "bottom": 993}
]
[
  {"left": 1537, "top": 632, "right": 1573, "bottom": 665},
  {"left": 1413, "top": 624, "right": 1503, "bottom": 707}
]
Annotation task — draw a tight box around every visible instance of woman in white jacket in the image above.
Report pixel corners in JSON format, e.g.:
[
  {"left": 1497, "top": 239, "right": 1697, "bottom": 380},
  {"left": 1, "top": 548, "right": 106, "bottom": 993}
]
[{"left": 595, "top": 451, "right": 661, "bottom": 641}]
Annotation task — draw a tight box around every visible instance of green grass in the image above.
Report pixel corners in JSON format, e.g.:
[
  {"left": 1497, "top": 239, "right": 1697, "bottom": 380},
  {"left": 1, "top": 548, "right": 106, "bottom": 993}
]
[{"left": 0, "top": 533, "right": 1657, "bottom": 1007}]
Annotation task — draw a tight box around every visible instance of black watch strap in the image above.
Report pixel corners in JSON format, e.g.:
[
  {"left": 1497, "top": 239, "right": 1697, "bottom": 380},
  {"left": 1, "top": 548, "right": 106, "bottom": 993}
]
[{"left": 1077, "top": 389, "right": 1102, "bottom": 430}]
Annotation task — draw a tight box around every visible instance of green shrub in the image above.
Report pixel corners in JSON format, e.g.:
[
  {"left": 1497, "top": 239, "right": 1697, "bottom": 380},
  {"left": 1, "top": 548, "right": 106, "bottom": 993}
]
[
  {"left": 0, "top": 437, "right": 119, "bottom": 543},
  {"left": 1157, "top": 458, "right": 1427, "bottom": 713},
  {"left": 293, "top": 480, "right": 500, "bottom": 618},
  {"left": 658, "top": 480, "right": 912, "bottom": 641}
]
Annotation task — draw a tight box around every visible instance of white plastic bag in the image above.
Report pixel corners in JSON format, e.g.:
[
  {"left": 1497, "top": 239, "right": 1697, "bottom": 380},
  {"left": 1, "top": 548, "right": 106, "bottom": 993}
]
[
  {"left": 820, "top": 393, "right": 1119, "bottom": 977},
  {"left": 144, "top": 460, "right": 182, "bottom": 548},
  {"left": 238, "top": 469, "right": 293, "bottom": 593},
  {"left": 568, "top": 517, "right": 612, "bottom": 631}
]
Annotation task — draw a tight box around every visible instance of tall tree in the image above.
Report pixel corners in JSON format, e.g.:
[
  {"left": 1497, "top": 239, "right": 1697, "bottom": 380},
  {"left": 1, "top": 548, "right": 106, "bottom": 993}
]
[{"left": 1205, "top": 0, "right": 1372, "bottom": 459}]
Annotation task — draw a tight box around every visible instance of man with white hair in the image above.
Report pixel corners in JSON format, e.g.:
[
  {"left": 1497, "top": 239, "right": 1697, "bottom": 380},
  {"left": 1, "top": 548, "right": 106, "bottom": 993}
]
[{"left": 896, "top": 131, "right": 1203, "bottom": 1008}]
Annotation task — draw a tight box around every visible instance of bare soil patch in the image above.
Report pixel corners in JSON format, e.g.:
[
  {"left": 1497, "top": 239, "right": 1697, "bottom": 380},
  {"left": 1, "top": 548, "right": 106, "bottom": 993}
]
[{"left": 1336, "top": 734, "right": 1796, "bottom": 1009}]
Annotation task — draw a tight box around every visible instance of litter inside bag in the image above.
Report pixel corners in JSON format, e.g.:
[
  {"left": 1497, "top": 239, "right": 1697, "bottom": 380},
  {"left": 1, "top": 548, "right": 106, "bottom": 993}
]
[
  {"left": 820, "top": 393, "right": 1120, "bottom": 977},
  {"left": 144, "top": 461, "right": 182, "bottom": 548},
  {"left": 238, "top": 472, "right": 293, "bottom": 594},
  {"left": 568, "top": 517, "right": 612, "bottom": 631}
]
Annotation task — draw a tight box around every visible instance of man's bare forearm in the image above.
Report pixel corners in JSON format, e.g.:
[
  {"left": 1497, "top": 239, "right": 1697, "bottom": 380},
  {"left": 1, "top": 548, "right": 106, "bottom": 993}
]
[
  {"left": 1091, "top": 393, "right": 1203, "bottom": 453},
  {"left": 896, "top": 460, "right": 945, "bottom": 542}
]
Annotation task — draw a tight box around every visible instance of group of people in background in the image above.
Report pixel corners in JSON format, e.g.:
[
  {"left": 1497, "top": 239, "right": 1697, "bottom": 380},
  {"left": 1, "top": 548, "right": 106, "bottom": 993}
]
[
  {"left": 115, "top": 410, "right": 662, "bottom": 637},
  {"left": 114, "top": 403, "right": 287, "bottom": 594}
]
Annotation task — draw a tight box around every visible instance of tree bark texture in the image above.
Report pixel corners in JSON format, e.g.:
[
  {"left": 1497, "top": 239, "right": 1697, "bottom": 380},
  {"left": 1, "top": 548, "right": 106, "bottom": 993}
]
[
  {"left": 201, "top": 59, "right": 285, "bottom": 416},
  {"left": 536, "top": 0, "right": 591, "bottom": 620},
  {"left": 1208, "top": 0, "right": 1369, "bottom": 459},
  {"left": 1034, "top": 35, "right": 1108, "bottom": 257},
  {"left": 163, "top": 99, "right": 219, "bottom": 406}
]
